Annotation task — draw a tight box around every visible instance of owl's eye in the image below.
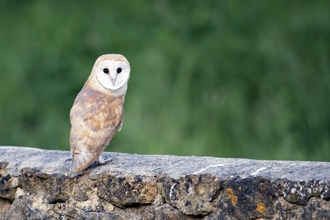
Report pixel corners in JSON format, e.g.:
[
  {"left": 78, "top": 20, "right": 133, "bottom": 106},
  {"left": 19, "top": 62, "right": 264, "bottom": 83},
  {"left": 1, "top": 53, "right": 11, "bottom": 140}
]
[
  {"left": 116, "top": 68, "right": 122, "bottom": 74},
  {"left": 103, "top": 68, "right": 109, "bottom": 74}
]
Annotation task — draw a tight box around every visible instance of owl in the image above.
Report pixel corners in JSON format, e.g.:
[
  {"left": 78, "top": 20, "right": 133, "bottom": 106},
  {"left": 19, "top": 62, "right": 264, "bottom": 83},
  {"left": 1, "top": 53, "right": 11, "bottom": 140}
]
[{"left": 69, "top": 54, "right": 130, "bottom": 173}]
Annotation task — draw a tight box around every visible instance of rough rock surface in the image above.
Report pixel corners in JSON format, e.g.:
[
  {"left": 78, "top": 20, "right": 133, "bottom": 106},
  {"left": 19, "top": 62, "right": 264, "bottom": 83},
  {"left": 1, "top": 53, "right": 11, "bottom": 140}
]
[{"left": 0, "top": 146, "right": 329, "bottom": 219}]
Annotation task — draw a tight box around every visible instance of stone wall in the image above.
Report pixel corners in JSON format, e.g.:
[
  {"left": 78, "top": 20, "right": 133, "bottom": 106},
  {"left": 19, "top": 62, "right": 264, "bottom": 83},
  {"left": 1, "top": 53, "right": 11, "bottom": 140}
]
[{"left": 0, "top": 146, "right": 329, "bottom": 219}]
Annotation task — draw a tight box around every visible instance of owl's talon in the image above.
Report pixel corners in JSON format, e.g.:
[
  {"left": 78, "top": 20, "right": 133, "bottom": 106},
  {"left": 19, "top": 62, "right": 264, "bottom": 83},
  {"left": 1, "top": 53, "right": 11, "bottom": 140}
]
[{"left": 97, "top": 155, "right": 113, "bottom": 165}]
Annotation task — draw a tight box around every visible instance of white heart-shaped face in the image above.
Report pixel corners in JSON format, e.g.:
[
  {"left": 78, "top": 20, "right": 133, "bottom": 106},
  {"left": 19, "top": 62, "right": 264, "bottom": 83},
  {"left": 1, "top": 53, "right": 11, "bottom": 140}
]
[{"left": 95, "top": 59, "right": 130, "bottom": 90}]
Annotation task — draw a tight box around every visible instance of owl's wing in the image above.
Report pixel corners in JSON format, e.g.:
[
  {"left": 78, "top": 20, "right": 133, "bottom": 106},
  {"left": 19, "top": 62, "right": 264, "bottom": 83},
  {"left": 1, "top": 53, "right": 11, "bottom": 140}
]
[
  {"left": 69, "top": 87, "right": 124, "bottom": 172},
  {"left": 117, "top": 97, "right": 125, "bottom": 132}
]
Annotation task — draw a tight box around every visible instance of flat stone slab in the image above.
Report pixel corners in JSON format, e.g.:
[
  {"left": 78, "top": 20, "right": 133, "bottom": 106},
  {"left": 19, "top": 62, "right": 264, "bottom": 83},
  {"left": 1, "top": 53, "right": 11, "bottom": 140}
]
[{"left": 0, "top": 146, "right": 329, "bottom": 219}]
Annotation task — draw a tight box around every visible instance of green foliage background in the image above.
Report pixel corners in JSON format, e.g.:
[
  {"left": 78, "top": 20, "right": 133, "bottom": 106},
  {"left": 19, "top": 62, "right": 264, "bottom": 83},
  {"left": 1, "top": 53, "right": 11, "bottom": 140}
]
[{"left": 0, "top": 1, "right": 329, "bottom": 161}]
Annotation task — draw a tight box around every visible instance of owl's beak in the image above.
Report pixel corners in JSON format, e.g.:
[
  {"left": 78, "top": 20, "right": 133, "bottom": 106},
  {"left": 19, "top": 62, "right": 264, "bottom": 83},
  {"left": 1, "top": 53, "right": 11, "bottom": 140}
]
[
  {"left": 110, "top": 76, "right": 116, "bottom": 86},
  {"left": 109, "top": 72, "right": 117, "bottom": 86}
]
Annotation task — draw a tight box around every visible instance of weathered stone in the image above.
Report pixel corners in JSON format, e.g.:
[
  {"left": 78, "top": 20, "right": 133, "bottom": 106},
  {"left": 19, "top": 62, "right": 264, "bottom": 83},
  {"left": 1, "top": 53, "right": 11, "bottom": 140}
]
[
  {"left": 0, "top": 146, "right": 329, "bottom": 219},
  {"left": 0, "top": 162, "right": 17, "bottom": 201},
  {"left": 280, "top": 179, "right": 330, "bottom": 205},
  {"left": 97, "top": 175, "right": 157, "bottom": 207},
  {"left": 0, "top": 198, "right": 11, "bottom": 219},
  {"left": 212, "top": 176, "right": 278, "bottom": 219},
  {"left": 141, "top": 204, "right": 196, "bottom": 220},
  {"left": 158, "top": 174, "right": 222, "bottom": 215}
]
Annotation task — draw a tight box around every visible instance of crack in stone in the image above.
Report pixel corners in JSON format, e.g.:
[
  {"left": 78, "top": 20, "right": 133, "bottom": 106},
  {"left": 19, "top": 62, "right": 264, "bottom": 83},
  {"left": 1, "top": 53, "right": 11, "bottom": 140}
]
[
  {"left": 193, "top": 164, "right": 226, "bottom": 174},
  {"left": 169, "top": 183, "right": 177, "bottom": 203}
]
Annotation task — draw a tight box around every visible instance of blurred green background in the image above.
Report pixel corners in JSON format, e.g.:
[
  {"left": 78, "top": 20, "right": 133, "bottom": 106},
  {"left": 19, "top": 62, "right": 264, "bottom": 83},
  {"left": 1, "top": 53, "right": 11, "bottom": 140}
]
[{"left": 0, "top": 1, "right": 329, "bottom": 161}]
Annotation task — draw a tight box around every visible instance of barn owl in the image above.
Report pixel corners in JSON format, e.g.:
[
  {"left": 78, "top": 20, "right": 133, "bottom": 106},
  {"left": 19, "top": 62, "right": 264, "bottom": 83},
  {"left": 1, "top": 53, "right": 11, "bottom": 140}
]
[{"left": 69, "top": 54, "right": 130, "bottom": 173}]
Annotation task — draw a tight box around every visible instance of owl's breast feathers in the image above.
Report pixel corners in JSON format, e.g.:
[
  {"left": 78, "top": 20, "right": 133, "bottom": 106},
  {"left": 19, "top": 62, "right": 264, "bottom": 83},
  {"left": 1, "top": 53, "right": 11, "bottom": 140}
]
[{"left": 69, "top": 85, "right": 124, "bottom": 172}]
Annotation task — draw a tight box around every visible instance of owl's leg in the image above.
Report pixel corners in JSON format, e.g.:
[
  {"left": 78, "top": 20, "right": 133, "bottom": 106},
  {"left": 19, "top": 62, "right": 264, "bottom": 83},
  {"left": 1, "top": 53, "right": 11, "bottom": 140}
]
[{"left": 97, "top": 154, "right": 113, "bottom": 165}]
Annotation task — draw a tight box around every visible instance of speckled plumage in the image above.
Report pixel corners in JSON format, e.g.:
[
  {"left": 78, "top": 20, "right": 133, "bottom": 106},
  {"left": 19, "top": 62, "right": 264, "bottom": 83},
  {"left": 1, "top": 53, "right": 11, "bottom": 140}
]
[{"left": 70, "top": 54, "right": 130, "bottom": 173}]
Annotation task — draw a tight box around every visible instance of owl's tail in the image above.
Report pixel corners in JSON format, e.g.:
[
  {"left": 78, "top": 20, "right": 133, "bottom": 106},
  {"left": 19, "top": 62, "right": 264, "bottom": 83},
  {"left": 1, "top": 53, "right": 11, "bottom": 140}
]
[{"left": 70, "top": 149, "right": 98, "bottom": 173}]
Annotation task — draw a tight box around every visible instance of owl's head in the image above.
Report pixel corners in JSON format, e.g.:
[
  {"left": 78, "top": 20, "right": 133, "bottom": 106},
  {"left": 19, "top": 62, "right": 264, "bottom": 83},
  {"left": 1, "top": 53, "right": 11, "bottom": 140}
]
[{"left": 92, "top": 54, "right": 130, "bottom": 92}]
